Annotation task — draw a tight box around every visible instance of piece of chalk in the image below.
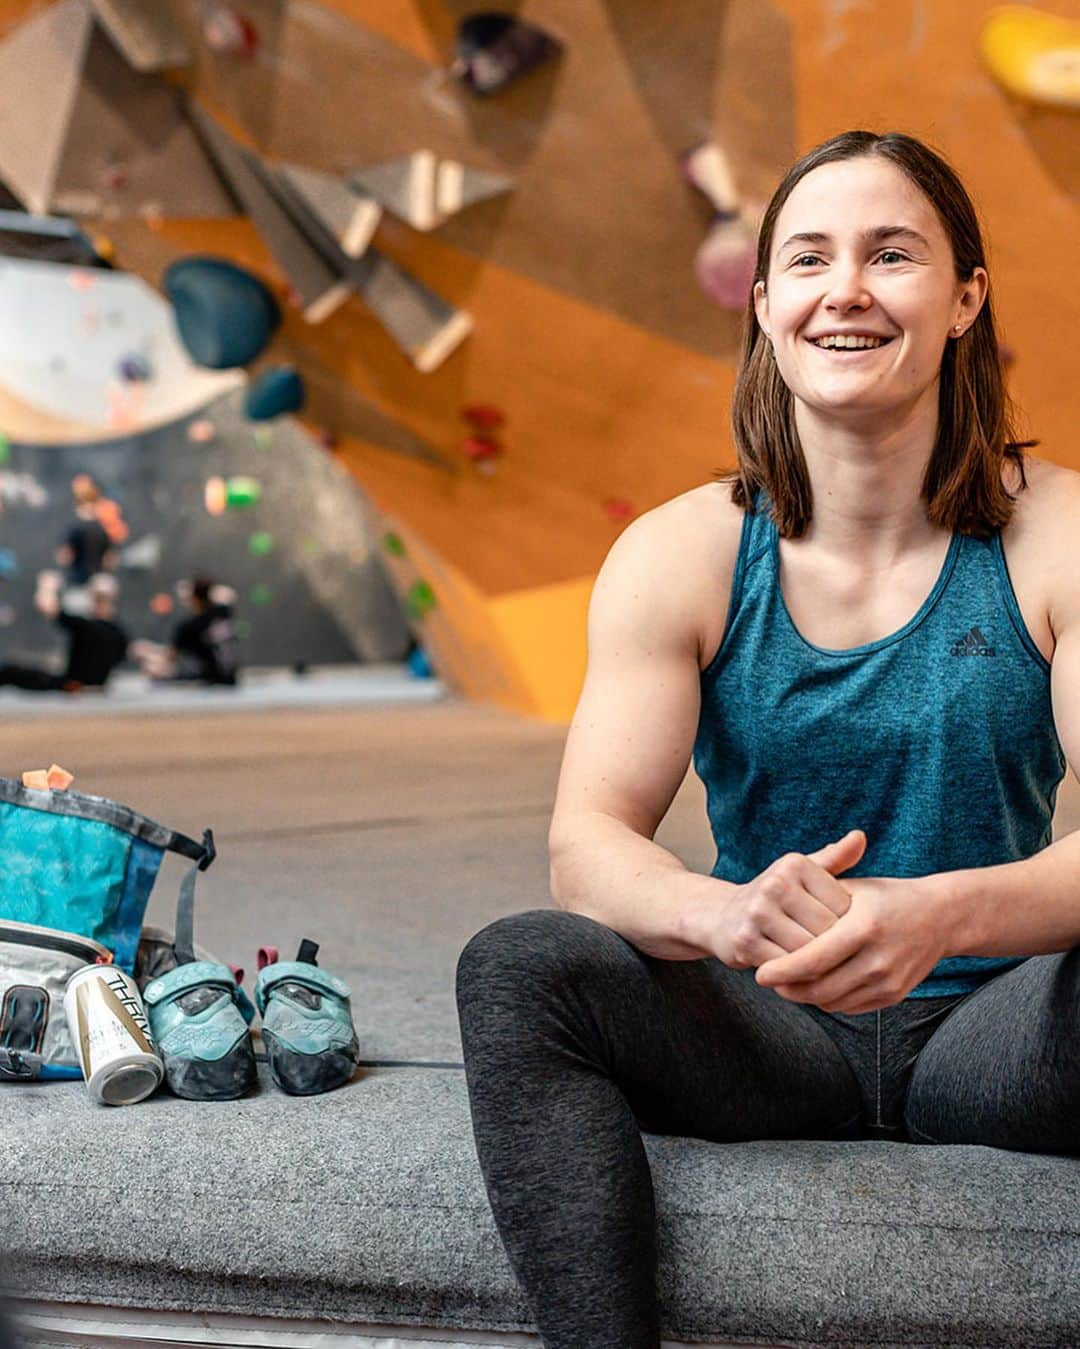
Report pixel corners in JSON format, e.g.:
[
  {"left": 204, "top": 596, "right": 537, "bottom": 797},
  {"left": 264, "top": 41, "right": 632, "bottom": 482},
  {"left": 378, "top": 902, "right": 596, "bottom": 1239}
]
[{"left": 46, "top": 764, "right": 74, "bottom": 790}]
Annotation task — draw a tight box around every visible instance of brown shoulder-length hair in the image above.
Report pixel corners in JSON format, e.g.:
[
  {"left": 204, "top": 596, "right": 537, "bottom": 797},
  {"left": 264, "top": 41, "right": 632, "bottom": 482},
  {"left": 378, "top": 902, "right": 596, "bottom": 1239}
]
[{"left": 714, "top": 129, "right": 1036, "bottom": 539}]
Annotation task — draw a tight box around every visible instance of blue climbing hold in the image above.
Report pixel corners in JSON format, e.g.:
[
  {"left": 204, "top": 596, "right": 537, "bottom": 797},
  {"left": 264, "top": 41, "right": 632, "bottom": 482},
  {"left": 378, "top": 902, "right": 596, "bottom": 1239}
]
[
  {"left": 244, "top": 365, "right": 306, "bottom": 421},
  {"left": 163, "top": 256, "right": 281, "bottom": 370},
  {"left": 118, "top": 353, "right": 152, "bottom": 382},
  {"left": 407, "top": 644, "right": 433, "bottom": 678}
]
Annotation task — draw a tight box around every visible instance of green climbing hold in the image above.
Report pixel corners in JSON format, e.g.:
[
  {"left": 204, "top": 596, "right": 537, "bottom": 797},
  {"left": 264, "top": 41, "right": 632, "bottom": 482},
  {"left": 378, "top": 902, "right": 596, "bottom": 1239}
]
[
  {"left": 250, "top": 583, "right": 272, "bottom": 607},
  {"left": 405, "top": 579, "right": 437, "bottom": 620},
  {"left": 383, "top": 532, "right": 405, "bottom": 557},
  {"left": 227, "top": 476, "right": 262, "bottom": 508},
  {"left": 0, "top": 432, "right": 9, "bottom": 465},
  {"left": 249, "top": 531, "right": 274, "bottom": 556}
]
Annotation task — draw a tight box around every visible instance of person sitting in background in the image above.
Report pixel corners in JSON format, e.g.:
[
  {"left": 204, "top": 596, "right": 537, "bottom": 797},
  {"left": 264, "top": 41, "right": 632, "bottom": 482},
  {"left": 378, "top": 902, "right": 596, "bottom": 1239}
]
[
  {"left": 0, "top": 571, "right": 129, "bottom": 693},
  {"left": 132, "top": 577, "right": 240, "bottom": 686}
]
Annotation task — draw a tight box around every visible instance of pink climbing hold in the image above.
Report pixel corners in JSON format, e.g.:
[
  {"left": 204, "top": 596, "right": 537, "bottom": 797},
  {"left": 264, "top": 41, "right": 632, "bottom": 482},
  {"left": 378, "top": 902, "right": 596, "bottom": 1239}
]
[
  {"left": 203, "top": 4, "right": 260, "bottom": 59},
  {"left": 188, "top": 419, "right": 217, "bottom": 443},
  {"left": 204, "top": 477, "right": 227, "bottom": 517},
  {"left": 694, "top": 211, "right": 760, "bottom": 311}
]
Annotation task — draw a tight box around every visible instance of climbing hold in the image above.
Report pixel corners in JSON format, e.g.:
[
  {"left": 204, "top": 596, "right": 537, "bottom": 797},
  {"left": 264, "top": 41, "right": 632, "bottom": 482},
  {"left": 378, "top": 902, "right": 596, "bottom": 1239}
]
[
  {"left": 679, "top": 142, "right": 740, "bottom": 217},
  {"left": 187, "top": 418, "right": 216, "bottom": 443},
  {"left": 244, "top": 366, "right": 305, "bottom": 421},
  {"left": 315, "top": 427, "right": 339, "bottom": 451},
  {"left": 93, "top": 235, "right": 115, "bottom": 263},
  {"left": 694, "top": 211, "right": 760, "bottom": 310},
  {"left": 121, "top": 535, "right": 162, "bottom": 570},
  {"left": 0, "top": 549, "right": 17, "bottom": 578},
  {"left": 68, "top": 269, "right": 97, "bottom": 293},
  {"left": 0, "top": 433, "right": 9, "bottom": 466},
  {"left": 407, "top": 644, "right": 433, "bottom": 679},
  {"left": 603, "top": 497, "right": 634, "bottom": 522},
  {"left": 249, "top": 531, "right": 274, "bottom": 556},
  {"left": 164, "top": 256, "right": 281, "bottom": 369},
  {"left": 461, "top": 435, "right": 502, "bottom": 462},
  {"left": 461, "top": 403, "right": 505, "bottom": 430},
  {"left": 99, "top": 163, "right": 129, "bottom": 193},
  {"left": 979, "top": 7, "right": 1080, "bottom": 109},
  {"left": 382, "top": 533, "right": 405, "bottom": 558},
  {"left": 150, "top": 593, "right": 174, "bottom": 615},
  {"left": 204, "top": 476, "right": 227, "bottom": 516},
  {"left": 350, "top": 152, "right": 512, "bottom": 232},
  {"left": 405, "top": 579, "right": 437, "bottom": 620},
  {"left": 250, "top": 583, "right": 272, "bottom": 607},
  {"left": 118, "top": 353, "right": 152, "bottom": 382},
  {"left": 226, "top": 476, "right": 261, "bottom": 509},
  {"left": 451, "top": 13, "right": 564, "bottom": 96},
  {"left": 203, "top": 4, "right": 260, "bottom": 59}
]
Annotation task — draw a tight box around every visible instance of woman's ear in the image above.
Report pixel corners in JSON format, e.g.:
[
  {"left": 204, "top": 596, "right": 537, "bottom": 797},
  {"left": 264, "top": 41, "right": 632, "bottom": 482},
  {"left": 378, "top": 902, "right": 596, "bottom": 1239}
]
[{"left": 753, "top": 280, "right": 769, "bottom": 338}]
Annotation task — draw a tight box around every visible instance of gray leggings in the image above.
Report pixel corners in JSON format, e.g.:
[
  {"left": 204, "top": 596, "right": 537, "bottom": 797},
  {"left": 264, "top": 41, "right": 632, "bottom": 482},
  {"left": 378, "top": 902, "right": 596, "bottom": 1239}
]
[{"left": 455, "top": 908, "right": 1080, "bottom": 1349}]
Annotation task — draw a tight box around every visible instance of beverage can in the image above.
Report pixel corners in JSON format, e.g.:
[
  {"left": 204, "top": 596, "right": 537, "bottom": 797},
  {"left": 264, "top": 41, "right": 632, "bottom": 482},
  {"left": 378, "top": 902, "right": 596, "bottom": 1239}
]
[{"left": 63, "top": 964, "right": 163, "bottom": 1106}]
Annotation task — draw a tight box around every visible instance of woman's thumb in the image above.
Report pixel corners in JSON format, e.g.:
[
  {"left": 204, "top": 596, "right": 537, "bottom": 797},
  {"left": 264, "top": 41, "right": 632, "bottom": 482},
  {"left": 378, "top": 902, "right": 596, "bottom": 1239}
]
[{"left": 811, "top": 829, "right": 866, "bottom": 872}]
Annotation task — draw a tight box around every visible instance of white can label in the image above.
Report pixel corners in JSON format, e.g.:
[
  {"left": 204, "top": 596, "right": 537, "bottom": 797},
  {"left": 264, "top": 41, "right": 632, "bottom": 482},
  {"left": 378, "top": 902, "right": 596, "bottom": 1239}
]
[{"left": 68, "top": 967, "right": 156, "bottom": 1079}]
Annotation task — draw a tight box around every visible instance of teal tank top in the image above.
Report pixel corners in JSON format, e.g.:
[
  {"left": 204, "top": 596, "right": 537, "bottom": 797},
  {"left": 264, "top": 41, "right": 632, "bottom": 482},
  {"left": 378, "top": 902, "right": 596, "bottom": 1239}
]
[{"left": 692, "top": 485, "right": 1067, "bottom": 998}]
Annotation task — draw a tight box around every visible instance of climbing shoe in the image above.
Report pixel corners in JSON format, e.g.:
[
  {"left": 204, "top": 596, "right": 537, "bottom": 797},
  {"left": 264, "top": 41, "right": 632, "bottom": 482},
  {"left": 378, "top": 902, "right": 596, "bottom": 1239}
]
[
  {"left": 255, "top": 939, "right": 360, "bottom": 1095},
  {"left": 143, "top": 961, "right": 257, "bottom": 1101}
]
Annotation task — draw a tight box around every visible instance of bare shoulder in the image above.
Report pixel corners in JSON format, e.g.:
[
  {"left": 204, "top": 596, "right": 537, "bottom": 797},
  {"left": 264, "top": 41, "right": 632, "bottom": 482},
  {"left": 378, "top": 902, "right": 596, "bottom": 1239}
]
[
  {"left": 1015, "top": 454, "right": 1080, "bottom": 638},
  {"left": 1008, "top": 451, "right": 1078, "bottom": 505},
  {"left": 643, "top": 481, "right": 748, "bottom": 669}
]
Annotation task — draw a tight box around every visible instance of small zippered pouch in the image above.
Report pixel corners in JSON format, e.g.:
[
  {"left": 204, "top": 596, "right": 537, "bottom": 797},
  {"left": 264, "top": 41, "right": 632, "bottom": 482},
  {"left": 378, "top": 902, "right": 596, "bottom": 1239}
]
[{"left": 0, "top": 919, "right": 112, "bottom": 1068}]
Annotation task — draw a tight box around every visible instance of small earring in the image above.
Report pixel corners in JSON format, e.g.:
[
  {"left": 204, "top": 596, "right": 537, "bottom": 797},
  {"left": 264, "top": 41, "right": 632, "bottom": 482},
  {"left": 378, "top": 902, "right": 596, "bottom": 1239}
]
[{"left": 954, "top": 325, "right": 963, "bottom": 334}]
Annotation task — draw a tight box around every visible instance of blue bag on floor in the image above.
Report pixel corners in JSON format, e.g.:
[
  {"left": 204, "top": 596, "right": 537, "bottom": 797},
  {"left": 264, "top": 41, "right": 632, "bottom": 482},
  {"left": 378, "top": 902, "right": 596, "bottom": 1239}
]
[{"left": 0, "top": 777, "right": 214, "bottom": 974}]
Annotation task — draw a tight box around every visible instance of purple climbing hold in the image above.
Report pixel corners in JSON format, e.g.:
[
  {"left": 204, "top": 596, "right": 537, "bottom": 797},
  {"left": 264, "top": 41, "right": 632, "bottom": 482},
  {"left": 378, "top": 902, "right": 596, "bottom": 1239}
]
[{"left": 118, "top": 353, "right": 153, "bottom": 382}]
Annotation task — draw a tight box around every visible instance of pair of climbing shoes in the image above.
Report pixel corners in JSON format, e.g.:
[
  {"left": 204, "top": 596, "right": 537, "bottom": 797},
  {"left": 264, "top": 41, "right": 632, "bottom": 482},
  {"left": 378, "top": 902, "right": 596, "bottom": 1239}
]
[{"left": 143, "top": 938, "right": 359, "bottom": 1101}]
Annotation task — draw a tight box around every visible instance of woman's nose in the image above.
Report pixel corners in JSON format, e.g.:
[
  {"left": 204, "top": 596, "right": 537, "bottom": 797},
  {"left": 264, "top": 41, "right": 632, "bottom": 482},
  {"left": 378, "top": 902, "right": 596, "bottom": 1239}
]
[{"left": 824, "top": 259, "right": 873, "bottom": 313}]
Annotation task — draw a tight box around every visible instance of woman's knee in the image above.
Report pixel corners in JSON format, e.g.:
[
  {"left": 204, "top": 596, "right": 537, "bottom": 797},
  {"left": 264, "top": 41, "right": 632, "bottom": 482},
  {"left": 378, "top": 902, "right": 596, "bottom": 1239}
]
[{"left": 456, "top": 907, "right": 634, "bottom": 1000}]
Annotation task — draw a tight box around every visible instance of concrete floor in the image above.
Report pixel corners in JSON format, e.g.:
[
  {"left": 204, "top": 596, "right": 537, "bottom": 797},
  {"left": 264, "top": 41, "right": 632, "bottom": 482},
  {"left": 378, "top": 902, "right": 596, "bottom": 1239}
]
[{"left": 2, "top": 691, "right": 1077, "bottom": 1068}]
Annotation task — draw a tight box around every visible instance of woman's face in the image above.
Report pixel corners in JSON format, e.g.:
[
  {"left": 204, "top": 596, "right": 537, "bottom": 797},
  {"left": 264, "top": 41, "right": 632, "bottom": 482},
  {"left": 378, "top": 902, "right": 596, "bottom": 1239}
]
[{"left": 753, "top": 156, "right": 986, "bottom": 420}]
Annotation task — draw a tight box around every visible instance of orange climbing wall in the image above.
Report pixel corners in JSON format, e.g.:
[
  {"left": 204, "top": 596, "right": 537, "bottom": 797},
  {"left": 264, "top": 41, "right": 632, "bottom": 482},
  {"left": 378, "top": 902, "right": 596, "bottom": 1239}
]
[{"left": 1, "top": 0, "right": 1076, "bottom": 722}]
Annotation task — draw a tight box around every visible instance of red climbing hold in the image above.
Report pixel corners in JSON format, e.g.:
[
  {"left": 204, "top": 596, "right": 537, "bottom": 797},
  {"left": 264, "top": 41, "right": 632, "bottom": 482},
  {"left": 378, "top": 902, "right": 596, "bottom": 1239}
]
[
  {"left": 603, "top": 498, "right": 634, "bottom": 522},
  {"left": 461, "top": 435, "right": 502, "bottom": 462},
  {"left": 461, "top": 403, "right": 506, "bottom": 431}
]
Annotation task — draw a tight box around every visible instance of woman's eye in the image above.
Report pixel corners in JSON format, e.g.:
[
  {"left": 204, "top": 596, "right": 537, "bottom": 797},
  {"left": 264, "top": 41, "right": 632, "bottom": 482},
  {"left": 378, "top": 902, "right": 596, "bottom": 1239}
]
[{"left": 790, "top": 249, "right": 907, "bottom": 268}]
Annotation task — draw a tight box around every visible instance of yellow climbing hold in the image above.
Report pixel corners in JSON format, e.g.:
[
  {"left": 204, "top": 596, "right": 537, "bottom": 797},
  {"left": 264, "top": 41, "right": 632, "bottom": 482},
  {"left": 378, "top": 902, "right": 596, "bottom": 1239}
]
[{"left": 980, "top": 6, "right": 1080, "bottom": 109}]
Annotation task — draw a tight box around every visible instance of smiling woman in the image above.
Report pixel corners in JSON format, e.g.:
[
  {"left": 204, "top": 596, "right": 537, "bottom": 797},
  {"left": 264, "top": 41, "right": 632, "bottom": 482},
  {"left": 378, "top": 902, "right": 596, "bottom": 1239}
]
[
  {"left": 718, "top": 129, "right": 1036, "bottom": 546},
  {"left": 455, "top": 127, "right": 1080, "bottom": 1349}
]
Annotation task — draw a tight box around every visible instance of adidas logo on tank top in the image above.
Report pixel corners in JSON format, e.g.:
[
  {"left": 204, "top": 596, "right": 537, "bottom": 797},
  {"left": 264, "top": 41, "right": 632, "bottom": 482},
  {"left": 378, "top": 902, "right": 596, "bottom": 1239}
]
[{"left": 949, "top": 625, "right": 996, "bottom": 657}]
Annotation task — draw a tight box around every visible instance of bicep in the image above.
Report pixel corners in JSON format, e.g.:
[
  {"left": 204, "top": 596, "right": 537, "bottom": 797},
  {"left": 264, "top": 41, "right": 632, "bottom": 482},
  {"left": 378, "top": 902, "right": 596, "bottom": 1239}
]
[{"left": 550, "top": 517, "right": 703, "bottom": 844}]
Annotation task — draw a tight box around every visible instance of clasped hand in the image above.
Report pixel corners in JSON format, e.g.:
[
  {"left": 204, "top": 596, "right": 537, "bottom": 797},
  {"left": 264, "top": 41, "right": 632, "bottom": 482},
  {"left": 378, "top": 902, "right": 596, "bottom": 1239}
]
[{"left": 755, "top": 874, "right": 949, "bottom": 1015}]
